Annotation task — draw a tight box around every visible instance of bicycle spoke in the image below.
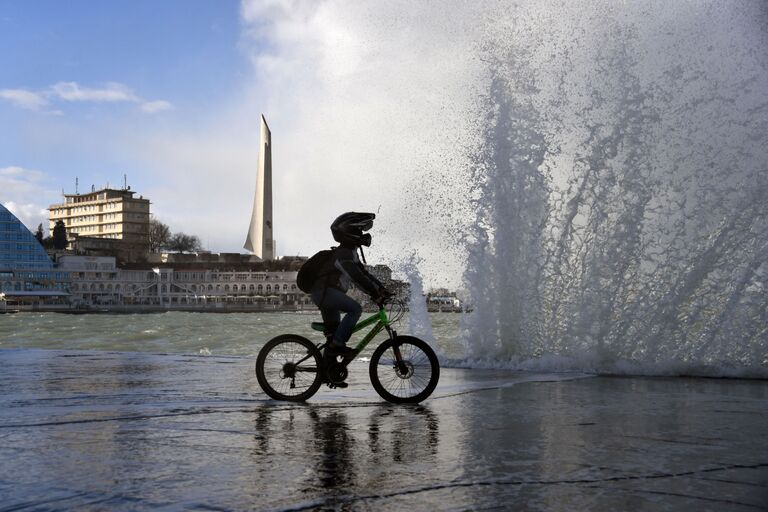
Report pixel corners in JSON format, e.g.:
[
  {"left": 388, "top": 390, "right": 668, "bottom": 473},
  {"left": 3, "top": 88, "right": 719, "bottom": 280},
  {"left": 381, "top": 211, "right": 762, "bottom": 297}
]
[
  {"left": 258, "top": 338, "right": 320, "bottom": 399},
  {"left": 375, "top": 342, "right": 433, "bottom": 398}
]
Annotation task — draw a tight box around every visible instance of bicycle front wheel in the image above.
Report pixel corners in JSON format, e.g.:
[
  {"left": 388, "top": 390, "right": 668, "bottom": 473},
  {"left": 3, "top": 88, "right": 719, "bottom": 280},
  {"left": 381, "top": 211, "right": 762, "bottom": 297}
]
[
  {"left": 369, "top": 336, "right": 440, "bottom": 404},
  {"left": 256, "top": 334, "right": 323, "bottom": 402}
]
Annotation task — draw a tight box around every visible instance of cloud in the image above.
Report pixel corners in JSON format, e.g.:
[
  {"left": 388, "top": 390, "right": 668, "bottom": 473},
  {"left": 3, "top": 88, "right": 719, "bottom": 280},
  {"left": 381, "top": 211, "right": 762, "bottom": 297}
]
[
  {"left": 0, "top": 89, "right": 48, "bottom": 110},
  {"left": 141, "top": 100, "right": 173, "bottom": 113},
  {"left": 50, "top": 81, "right": 139, "bottom": 102},
  {"left": 231, "top": 0, "right": 488, "bottom": 285},
  {"left": 93, "top": 0, "right": 486, "bottom": 286},
  {"left": 0, "top": 165, "right": 47, "bottom": 181},
  {"left": 0, "top": 3, "right": 484, "bottom": 286},
  {"left": 0, "top": 82, "right": 171, "bottom": 114},
  {"left": 0, "top": 166, "right": 59, "bottom": 231}
]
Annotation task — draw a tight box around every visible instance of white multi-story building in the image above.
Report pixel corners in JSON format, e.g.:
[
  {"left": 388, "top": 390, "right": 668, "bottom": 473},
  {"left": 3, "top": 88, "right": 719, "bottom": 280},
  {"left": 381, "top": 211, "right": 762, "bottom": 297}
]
[
  {"left": 57, "top": 255, "right": 310, "bottom": 308},
  {"left": 49, "top": 188, "right": 150, "bottom": 247}
]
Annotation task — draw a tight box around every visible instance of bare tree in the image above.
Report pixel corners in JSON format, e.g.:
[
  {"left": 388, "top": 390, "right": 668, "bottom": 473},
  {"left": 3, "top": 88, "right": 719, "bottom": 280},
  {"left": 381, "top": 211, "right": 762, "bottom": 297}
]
[
  {"left": 149, "top": 218, "right": 171, "bottom": 252},
  {"left": 167, "top": 232, "right": 202, "bottom": 253}
]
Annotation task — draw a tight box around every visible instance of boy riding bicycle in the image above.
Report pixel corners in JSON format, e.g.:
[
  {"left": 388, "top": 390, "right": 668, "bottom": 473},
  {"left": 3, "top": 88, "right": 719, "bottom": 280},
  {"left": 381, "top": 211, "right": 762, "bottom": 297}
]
[{"left": 308, "top": 212, "right": 392, "bottom": 354}]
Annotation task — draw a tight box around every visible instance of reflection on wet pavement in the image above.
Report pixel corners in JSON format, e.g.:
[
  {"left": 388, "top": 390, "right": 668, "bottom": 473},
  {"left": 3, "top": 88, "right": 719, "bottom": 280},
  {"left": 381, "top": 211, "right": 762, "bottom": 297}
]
[{"left": 1, "top": 349, "right": 766, "bottom": 510}]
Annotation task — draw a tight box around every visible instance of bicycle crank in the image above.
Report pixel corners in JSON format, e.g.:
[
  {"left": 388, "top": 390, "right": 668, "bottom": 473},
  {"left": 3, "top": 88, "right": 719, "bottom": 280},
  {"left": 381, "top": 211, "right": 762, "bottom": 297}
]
[{"left": 326, "top": 362, "right": 348, "bottom": 385}]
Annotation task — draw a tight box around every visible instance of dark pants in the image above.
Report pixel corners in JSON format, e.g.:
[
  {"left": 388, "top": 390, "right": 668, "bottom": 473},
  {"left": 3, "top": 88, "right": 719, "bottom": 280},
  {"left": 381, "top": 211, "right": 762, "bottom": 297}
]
[{"left": 310, "top": 287, "right": 362, "bottom": 346}]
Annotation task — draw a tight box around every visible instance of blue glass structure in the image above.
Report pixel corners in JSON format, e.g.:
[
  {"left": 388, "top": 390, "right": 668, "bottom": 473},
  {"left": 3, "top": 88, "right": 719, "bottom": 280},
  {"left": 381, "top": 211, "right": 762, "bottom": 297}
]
[{"left": 0, "top": 203, "right": 69, "bottom": 296}]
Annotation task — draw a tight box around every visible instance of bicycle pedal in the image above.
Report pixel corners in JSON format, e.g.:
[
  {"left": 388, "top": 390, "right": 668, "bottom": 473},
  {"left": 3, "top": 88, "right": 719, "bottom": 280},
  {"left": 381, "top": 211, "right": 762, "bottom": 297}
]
[{"left": 327, "top": 382, "right": 349, "bottom": 389}]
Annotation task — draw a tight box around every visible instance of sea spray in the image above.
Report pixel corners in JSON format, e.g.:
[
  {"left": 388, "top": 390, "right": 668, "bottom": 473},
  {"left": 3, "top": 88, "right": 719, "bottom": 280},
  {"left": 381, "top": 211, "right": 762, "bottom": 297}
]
[
  {"left": 398, "top": 254, "right": 441, "bottom": 357},
  {"left": 461, "top": 1, "right": 768, "bottom": 377}
]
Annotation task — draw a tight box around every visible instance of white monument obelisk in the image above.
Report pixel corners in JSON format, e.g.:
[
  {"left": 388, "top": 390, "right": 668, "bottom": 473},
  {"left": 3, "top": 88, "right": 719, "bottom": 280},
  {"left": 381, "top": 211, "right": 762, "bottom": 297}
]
[{"left": 244, "top": 114, "right": 276, "bottom": 260}]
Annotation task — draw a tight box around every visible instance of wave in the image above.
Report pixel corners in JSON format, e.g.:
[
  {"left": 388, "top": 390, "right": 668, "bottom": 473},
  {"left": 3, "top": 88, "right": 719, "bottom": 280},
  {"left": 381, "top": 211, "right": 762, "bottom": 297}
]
[{"left": 456, "top": 1, "right": 768, "bottom": 378}]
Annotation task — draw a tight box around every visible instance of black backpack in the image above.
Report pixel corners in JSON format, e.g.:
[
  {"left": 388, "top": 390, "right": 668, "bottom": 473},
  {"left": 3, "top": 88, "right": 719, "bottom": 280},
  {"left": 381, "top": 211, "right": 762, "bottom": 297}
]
[{"left": 296, "top": 248, "right": 337, "bottom": 293}]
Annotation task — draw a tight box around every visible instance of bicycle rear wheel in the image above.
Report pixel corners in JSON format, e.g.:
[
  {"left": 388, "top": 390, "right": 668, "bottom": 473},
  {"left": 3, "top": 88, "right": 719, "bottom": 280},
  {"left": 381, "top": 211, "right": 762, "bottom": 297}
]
[
  {"left": 256, "top": 334, "right": 323, "bottom": 402},
  {"left": 369, "top": 336, "right": 440, "bottom": 404}
]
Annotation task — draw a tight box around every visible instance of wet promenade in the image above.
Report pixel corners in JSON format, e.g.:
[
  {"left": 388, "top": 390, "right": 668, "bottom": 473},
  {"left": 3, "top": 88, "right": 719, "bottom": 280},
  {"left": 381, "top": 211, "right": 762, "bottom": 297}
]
[{"left": 1, "top": 349, "right": 766, "bottom": 510}]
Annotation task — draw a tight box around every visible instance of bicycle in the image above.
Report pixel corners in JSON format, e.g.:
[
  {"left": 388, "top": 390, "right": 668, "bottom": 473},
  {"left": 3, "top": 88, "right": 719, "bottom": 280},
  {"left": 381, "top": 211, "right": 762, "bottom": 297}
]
[{"left": 255, "top": 298, "right": 440, "bottom": 403}]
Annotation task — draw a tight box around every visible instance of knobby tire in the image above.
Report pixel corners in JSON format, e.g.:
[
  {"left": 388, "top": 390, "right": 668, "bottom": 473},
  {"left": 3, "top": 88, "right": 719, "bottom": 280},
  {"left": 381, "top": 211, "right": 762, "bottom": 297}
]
[
  {"left": 256, "top": 334, "right": 323, "bottom": 402},
  {"left": 369, "top": 335, "right": 440, "bottom": 404}
]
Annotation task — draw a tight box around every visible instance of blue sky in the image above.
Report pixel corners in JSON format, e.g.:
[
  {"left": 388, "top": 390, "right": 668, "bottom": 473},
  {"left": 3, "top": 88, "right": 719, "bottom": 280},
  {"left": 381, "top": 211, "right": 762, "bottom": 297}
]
[
  {"left": 0, "top": 1, "right": 249, "bottom": 230},
  {"left": 0, "top": 0, "right": 484, "bottom": 286},
  {"left": 0, "top": 1, "right": 243, "bottom": 98}
]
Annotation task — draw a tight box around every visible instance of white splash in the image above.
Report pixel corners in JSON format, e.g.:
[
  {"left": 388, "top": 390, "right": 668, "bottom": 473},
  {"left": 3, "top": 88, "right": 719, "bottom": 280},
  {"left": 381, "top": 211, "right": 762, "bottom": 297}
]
[
  {"left": 461, "top": 1, "right": 768, "bottom": 377},
  {"left": 398, "top": 254, "right": 439, "bottom": 355}
]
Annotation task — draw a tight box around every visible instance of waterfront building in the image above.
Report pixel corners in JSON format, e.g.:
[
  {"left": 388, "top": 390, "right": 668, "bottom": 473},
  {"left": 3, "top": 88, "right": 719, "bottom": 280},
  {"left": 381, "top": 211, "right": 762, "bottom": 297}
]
[
  {"left": 48, "top": 187, "right": 150, "bottom": 250},
  {"left": 58, "top": 255, "right": 310, "bottom": 308},
  {"left": 244, "top": 114, "right": 276, "bottom": 260},
  {"left": 427, "top": 288, "right": 463, "bottom": 312},
  {"left": 55, "top": 252, "right": 407, "bottom": 311},
  {"left": 0, "top": 203, "right": 70, "bottom": 306}
]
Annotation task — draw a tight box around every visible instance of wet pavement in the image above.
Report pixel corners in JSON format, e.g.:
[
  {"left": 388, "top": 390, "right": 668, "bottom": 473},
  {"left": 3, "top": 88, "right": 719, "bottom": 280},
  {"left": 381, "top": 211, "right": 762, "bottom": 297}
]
[{"left": 0, "top": 349, "right": 766, "bottom": 511}]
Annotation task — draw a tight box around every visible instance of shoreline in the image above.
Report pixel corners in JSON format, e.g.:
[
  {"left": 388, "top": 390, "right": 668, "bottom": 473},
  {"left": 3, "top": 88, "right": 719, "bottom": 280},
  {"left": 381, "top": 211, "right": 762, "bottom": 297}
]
[{"left": 3, "top": 305, "right": 467, "bottom": 314}]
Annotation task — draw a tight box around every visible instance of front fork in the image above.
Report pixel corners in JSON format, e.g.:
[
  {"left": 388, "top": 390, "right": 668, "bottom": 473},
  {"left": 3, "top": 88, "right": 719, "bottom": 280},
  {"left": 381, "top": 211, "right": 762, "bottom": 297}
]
[{"left": 385, "top": 325, "right": 408, "bottom": 374}]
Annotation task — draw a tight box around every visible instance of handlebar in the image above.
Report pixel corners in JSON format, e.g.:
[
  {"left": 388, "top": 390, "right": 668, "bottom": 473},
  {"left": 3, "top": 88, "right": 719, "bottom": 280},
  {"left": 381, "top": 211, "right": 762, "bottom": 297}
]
[{"left": 375, "top": 290, "right": 396, "bottom": 309}]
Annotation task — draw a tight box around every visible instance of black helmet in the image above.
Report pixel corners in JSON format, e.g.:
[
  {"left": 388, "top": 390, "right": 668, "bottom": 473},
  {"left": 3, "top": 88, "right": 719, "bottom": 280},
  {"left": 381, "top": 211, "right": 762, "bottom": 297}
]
[{"left": 331, "top": 212, "right": 375, "bottom": 246}]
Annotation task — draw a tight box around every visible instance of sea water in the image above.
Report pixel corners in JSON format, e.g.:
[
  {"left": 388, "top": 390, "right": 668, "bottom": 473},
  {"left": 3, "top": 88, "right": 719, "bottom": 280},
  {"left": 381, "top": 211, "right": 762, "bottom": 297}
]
[{"left": 0, "top": 311, "right": 465, "bottom": 359}]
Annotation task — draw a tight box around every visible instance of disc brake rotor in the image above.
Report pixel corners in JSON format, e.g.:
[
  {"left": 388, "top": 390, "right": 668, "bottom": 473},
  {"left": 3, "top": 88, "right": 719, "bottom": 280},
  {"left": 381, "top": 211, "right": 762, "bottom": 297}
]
[{"left": 395, "top": 360, "right": 414, "bottom": 379}]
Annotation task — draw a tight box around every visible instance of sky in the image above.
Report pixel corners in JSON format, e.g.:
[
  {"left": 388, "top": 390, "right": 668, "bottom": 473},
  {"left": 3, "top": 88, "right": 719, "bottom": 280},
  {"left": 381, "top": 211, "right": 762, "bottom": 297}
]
[
  {"left": 0, "top": 0, "right": 484, "bottom": 288},
  {"left": 0, "top": 0, "right": 248, "bottom": 230},
  {"left": 0, "top": 1, "right": 245, "bottom": 227}
]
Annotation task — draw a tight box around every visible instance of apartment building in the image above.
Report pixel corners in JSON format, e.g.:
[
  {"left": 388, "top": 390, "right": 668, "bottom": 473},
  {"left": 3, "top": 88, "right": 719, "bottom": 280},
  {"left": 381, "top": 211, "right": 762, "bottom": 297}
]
[{"left": 48, "top": 188, "right": 150, "bottom": 247}]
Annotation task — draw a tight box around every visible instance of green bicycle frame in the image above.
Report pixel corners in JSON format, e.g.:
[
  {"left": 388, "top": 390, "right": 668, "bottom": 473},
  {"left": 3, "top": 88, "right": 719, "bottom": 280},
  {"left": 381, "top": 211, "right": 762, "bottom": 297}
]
[
  {"left": 348, "top": 307, "right": 393, "bottom": 353},
  {"left": 292, "top": 307, "right": 396, "bottom": 369}
]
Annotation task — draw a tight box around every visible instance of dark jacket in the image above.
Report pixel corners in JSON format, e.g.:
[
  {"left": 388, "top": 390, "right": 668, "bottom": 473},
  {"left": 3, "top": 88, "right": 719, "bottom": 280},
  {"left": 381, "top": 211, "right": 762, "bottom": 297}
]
[{"left": 314, "top": 244, "right": 383, "bottom": 296}]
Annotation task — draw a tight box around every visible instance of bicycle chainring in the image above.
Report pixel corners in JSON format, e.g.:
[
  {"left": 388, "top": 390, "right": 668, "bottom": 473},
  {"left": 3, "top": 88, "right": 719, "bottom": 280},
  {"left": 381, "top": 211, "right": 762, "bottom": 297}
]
[{"left": 327, "top": 362, "right": 348, "bottom": 384}]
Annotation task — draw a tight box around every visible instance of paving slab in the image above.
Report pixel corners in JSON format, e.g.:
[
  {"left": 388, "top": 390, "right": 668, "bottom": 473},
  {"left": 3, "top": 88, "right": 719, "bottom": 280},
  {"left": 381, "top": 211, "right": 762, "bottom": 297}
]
[{"left": 0, "top": 349, "right": 766, "bottom": 511}]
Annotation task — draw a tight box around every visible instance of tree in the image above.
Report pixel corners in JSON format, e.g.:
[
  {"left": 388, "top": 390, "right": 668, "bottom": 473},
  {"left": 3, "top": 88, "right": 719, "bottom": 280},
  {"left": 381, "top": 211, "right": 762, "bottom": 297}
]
[
  {"left": 52, "top": 220, "right": 68, "bottom": 250},
  {"left": 167, "top": 232, "right": 202, "bottom": 253},
  {"left": 34, "top": 223, "right": 44, "bottom": 244},
  {"left": 148, "top": 218, "right": 171, "bottom": 252}
]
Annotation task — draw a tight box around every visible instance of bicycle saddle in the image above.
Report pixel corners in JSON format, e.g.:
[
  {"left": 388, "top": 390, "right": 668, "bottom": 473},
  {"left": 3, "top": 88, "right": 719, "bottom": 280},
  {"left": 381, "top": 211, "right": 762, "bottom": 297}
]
[{"left": 310, "top": 322, "right": 326, "bottom": 332}]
